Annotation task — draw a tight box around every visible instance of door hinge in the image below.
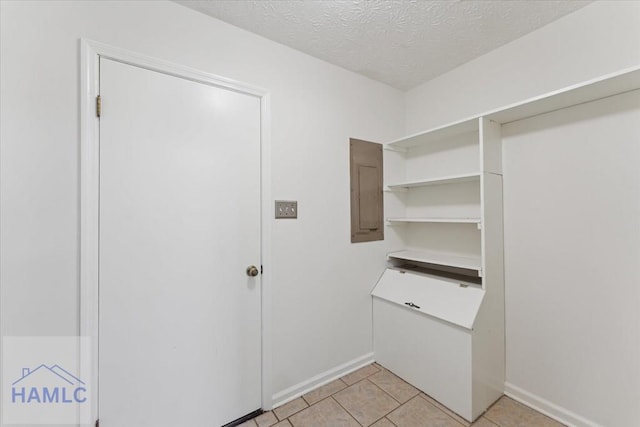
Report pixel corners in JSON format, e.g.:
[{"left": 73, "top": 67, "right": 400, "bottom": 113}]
[
  {"left": 96, "top": 95, "right": 101, "bottom": 118},
  {"left": 95, "top": 419, "right": 99, "bottom": 427},
  {"left": 261, "top": 265, "right": 263, "bottom": 274}
]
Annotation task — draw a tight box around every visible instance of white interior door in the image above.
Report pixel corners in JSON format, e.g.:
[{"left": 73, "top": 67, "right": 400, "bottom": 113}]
[{"left": 98, "top": 58, "right": 262, "bottom": 427}]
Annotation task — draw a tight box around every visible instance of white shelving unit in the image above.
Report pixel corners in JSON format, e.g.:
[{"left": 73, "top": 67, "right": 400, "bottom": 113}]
[
  {"left": 382, "top": 110, "right": 487, "bottom": 277},
  {"left": 372, "top": 64, "right": 640, "bottom": 423},
  {"left": 374, "top": 115, "right": 502, "bottom": 422}
]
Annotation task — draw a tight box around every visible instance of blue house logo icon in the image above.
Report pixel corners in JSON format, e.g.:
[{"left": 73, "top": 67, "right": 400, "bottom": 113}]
[{"left": 11, "top": 364, "right": 87, "bottom": 404}]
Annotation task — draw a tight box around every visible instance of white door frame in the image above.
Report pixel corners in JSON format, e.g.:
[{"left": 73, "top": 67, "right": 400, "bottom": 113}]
[{"left": 79, "top": 39, "right": 273, "bottom": 423}]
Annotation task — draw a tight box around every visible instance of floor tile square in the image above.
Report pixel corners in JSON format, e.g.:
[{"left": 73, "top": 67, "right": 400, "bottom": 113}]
[
  {"left": 388, "top": 395, "right": 464, "bottom": 427},
  {"left": 274, "top": 397, "right": 308, "bottom": 420},
  {"left": 369, "top": 369, "right": 419, "bottom": 403},
  {"left": 334, "top": 379, "right": 400, "bottom": 426},
  {"left": 484, "top": 396, "right": 565, "bottom": 427},
  {"left": 273, "top": 421, "right": 292, "bottom": 427},
  {"left": 289, "top": 397, "right": 360, "bottom": 427},
  {"left": 238, "top": 419, "right": 257, "bottom": 427},
  {"left": 255, "top": 411, "right": 279, "bottom": 427},
  {"left": 303, "top": 379, "right": 347, "bottom": 405},
  {"left": 341, "top": 364, "right": 380, "bottom": 385}
]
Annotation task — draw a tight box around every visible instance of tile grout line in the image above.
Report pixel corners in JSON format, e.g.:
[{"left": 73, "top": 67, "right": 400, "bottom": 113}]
[
  {"left": 484, "top": 414, "right": 504, "bottom": 427},
  {"left": 416, "top": 393, "right": 468, "bottom": 427},
  {"left": 274, "top": 399, "right": 309, "bottom": 422},
  {"left": 345, "top": 365, "right": 382, "bottom": 387},
  {"left": 300, "top": 377, "right": 348, "bottom": 407},
  {"left": 480, "top": 395, "right": 507, "bottom": 427},
  {"left": 337, "top": 376, "right": 394, "bottom": 425},
  {"left": 300, "top": 395, "right": 311, "bottom": 407},
  {"left": 329, "top": 394, "right": 366, "bottom": 426},
  {"left": 328, "top": 394, "right": 365, "bottom": 426},
  {"left": 286, "top": 394, "right": 361, "bottom": 427},
  {"left": 367, "top": 378, "right": 403, "bottom": 406},
  {"left": 367, "top": 366, "right": 423, "bottom": 407},
  {"left": 333, "top": 367, "right": 400, "bottom": 427},
  {"left": 481, "top": 417, "right": 500, "bottom": 427},
  {"left": 369, "top": 414, "right": 387, "bottom": 426},
  {"left": 385, "top": 416, "right": 399, "bottom": 427}
]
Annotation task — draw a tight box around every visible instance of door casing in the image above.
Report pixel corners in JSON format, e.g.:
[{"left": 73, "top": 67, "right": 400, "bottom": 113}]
[{"left": 79, "top": 39, "right": 273, "bottom": 423}]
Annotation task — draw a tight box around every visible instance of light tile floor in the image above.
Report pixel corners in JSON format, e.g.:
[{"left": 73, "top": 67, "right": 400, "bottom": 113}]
[{"left": 240, "top": 363, "right": 565, "bottom": 427}]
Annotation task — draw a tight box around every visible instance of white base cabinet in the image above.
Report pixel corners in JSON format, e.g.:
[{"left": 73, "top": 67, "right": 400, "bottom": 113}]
[
  {"left": 374, "top": 297, "right": 474, "bottom": 420},
  {"left": 372, "top": 268, "right": 502, "bottom": 422}
]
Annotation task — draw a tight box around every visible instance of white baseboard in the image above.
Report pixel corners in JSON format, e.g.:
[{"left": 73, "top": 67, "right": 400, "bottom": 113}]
[
  {"left": 271, "top": 352, "right": 375, "bottom": 409},
  {"left": 504, "top": 382, "right": 603, "bottom": 427}
]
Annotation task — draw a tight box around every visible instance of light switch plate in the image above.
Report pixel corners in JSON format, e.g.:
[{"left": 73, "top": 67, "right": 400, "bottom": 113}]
[{"left": 275, "top": 200, "right": 297, "bottom": 219}]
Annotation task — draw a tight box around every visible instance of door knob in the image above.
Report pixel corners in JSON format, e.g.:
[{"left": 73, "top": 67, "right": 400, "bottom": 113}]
[{"left": 246, "top": 265, "right": 259, "bottom": 277}]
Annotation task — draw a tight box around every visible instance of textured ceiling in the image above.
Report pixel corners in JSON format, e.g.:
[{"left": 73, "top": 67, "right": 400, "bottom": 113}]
[{"left": 176, "top": 0, "right": 591, "bottom": 90}]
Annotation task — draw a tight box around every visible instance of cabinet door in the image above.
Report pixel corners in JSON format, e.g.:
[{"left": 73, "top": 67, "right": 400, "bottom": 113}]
[{"left": 350, "top": 138, "right": 383, "bottom": 243}]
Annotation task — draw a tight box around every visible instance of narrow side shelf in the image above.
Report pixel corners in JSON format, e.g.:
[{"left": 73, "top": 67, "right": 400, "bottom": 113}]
[
  {"left": 387, "top": 117, "right": 479, "bottom": 149},
  {"left": 388, "top": 250, "right": 482, "bottom": 276},
  {"left": 387, "top": 173, "right": 480, "bottom": 190},
  {"left": 387, "top": 217, "right": 481, "bottom": 225}
]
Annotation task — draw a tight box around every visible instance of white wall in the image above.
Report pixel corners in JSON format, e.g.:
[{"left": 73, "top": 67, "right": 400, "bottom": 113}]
[
  {"left": 404, "top": 2, "right": 640, "bottom": 426},
  {"left": 0, "top": 0, "right": 403, "bottom": 408},
  {"left": 503, "top": 90, "right": 640, "bottom": 427}
]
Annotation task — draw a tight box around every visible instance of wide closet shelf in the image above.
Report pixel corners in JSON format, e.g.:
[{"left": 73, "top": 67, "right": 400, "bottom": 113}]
[
  {"left": 386, "top": 172, "right": 481, "bottom": 189},
  {"left": 387, "top": 65, "right": 640, "bottom": 151},
  {"left": 387, "top": 250, "right": 482, "bottom": 276}
]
